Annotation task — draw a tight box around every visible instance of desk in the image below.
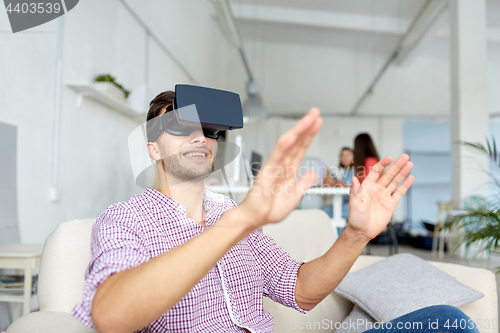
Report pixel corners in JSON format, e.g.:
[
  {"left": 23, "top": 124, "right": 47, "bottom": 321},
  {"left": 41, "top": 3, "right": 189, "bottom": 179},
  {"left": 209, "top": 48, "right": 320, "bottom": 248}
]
[
  {"left": 0, "top": 243, "right": 43, "bottom": 320},
  {"left": 207, "top": 185, "right": 350, "bottom": 230}
]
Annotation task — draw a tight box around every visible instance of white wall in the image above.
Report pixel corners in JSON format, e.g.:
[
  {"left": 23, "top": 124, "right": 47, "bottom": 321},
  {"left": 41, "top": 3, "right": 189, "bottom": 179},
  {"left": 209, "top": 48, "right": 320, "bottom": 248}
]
[
  {"left": 0, "top": 0, "right": 245, "bottom": 243},
  {"left": 240, "top": 27, "right": 395, "bottom": 114}
]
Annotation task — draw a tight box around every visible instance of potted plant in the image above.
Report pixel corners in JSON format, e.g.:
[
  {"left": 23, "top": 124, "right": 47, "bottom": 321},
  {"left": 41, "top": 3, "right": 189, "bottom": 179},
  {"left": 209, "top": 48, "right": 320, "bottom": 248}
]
[
  {"left": 444, "top": 139, "right": 500, "bottom": 272},
  {"left": 93, "top": 74, "right": 130, "bottom": 101}
]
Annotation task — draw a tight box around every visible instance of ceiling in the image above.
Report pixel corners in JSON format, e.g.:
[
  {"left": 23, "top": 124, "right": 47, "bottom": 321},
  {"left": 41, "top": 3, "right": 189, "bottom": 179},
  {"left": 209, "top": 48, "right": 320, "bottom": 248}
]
[
  {"left": 228, "top": 0, "right": 500, "bottom": 117},
  {"left": 231, "top": 0, "right": 426, "bottom": 19}
]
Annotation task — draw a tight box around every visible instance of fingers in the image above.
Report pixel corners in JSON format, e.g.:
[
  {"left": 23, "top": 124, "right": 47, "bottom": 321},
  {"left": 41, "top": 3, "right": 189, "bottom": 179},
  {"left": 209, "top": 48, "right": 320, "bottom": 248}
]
[
  {"left": 287, "top": 109, "right": 322, "bottom": 164},
  {"left": 266, "top": 108, "right": 321, "bottom": 167},
  {"left": 377, "top": 154, "right": 410, "bottom": 188},
  {"left": 276, "top": 117, "right": 322, "bottom": 187},
  {"left": 363, "top": 156, "right": 393, "bottom": 184},
  {"left": 295, "top": 171, "right": 318, "bottom": 196},
  {"left": 290, "top": 116, "right": 323, "bottom": 168},
  {"left": 350, "top": 176, "right": 361, "bottom": 195},
  {"left": 386, "top": 161, "right": 414, "bottom": 194},
  {"left": 392, "top": 175, "right": 415, "bottom": 202}
]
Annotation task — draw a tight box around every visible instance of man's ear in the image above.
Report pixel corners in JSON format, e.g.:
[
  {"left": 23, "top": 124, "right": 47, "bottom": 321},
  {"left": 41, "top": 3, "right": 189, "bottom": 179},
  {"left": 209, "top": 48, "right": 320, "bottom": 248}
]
[{"left": 147, "top": 142, "right": 161, "bottom": 161}]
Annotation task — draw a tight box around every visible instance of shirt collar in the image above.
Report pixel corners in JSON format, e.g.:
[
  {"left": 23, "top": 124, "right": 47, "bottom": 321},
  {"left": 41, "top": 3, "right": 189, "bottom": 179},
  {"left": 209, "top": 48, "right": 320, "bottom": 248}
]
[
  {"left": 144, "top": 187, "right": 185, "bottom": 214},
  {"left": 203, "top": 187, "right": 225, "bottom": 204},
  {"left": 144, "top": 187, "right": 225, "bottom": 215}
]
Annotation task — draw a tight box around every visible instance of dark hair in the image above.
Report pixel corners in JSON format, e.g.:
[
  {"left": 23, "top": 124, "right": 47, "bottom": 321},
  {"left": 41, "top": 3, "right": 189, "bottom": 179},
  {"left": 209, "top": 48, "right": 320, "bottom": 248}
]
[
  {"left": 353, "top": 133, "right": 379, "bottom": 179},
  {"left": 338, "top": 147, "right": 354, "bottom": 169},
  {"left": 146, "top": 90, "right": 175, "bottom": 121},
  {"left": 146, "top": 90, "right": 174, "bottom": 142}
]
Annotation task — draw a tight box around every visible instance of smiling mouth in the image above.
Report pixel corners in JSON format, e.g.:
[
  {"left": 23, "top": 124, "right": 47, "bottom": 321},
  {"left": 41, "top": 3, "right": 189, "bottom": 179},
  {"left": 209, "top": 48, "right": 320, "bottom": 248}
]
[{"left": 183, "top": 152, "right": 208, "bottom": 158}]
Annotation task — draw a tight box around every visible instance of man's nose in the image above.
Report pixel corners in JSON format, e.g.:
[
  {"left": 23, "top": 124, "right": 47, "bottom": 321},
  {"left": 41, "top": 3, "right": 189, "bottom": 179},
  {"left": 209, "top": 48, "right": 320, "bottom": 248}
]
[{"left": 190, "top": 129, "right": 207, "bottom": 144}]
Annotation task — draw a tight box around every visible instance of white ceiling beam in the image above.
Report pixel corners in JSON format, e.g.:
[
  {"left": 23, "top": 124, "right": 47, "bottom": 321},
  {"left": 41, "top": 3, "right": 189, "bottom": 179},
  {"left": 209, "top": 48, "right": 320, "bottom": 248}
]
[
  {"left": 394, "top": 0, "right": 448, "bottom": 65},
  {"left": 350, "top": 0, "right": 444, "bottom": 114},
  {"left": 212, "top": 0, "right": 242, "bottom": 47},
  {"left": 230, "top": 3, "right": 411, "bottom": 36},
  {"left": 230, "top": 2, "right": 500, "bottom": 46}
]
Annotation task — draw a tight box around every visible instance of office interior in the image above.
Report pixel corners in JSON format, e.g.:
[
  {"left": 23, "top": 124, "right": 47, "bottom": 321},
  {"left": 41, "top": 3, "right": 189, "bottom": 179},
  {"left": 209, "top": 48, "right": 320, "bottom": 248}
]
[{"left": 1, "top": 0, "right": 500, "bottom": 332}]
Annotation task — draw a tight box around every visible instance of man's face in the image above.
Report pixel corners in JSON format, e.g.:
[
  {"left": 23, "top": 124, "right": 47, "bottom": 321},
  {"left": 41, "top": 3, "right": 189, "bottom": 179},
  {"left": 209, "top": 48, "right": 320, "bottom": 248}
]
[{"left": 154, "top": 105, "right": 218, "bottom": 182}]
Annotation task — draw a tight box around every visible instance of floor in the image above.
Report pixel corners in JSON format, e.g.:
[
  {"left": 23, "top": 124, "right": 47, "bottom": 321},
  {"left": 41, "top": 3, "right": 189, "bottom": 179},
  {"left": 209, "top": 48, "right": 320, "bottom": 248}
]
[{"left": 366, "top": 243, "right": 500, "bottom": 322}]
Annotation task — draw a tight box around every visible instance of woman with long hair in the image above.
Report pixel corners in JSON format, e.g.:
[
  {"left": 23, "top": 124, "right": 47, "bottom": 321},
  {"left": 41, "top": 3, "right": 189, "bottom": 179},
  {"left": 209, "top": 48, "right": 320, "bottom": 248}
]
[{"left": 353, "top": 133, "right": 380, "bottom": 183}]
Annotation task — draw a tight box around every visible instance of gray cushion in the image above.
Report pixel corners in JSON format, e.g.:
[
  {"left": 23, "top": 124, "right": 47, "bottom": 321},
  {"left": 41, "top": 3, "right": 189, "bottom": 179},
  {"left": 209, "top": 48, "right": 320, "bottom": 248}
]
[
  {"left": 335, "top": 253, "right": 484, "bottom": 322},
  {"left": 335, "top": 305, "right": 377, "bottom": 333}
]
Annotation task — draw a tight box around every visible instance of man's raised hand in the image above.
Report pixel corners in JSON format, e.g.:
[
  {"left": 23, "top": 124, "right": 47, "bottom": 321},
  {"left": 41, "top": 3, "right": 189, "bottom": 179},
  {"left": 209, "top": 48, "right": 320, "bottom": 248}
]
[
  {"left": 238, "top": 108, "right": 323, "bottom": 228},
  {"left": 347, "top": 154, "right": 414, "bottom": 241}
]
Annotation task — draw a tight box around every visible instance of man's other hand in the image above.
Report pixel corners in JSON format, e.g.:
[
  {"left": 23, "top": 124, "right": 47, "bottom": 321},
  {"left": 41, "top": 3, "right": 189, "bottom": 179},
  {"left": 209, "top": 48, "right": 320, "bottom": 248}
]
[{"left": 347, "top": 154, "right": 414, "bottom": 242}]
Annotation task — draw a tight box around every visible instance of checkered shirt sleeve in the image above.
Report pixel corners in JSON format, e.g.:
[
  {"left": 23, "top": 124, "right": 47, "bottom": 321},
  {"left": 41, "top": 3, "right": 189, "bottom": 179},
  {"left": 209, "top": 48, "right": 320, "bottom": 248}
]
[
  {"left": 71, "top": 203, "right": 150, "bottom": 329},
  {"left": 246, "top": 227, "right": 308, "bottom": 314}
]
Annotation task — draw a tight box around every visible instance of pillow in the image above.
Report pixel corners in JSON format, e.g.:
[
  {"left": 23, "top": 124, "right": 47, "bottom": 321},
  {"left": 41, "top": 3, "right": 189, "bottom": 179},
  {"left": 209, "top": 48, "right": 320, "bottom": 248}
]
[
  {"left": 335, "top": 305, "right": 377, "bottom": 333},
  {"left": 335, "top": 253, "right": 484, "bottom": 323}
]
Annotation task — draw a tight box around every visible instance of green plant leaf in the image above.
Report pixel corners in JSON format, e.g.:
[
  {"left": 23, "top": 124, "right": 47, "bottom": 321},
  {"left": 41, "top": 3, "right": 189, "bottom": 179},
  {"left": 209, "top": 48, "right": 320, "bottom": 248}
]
[
  {"left": 94, "top": 74, "right": 130, "bottom": 99},
  {"left": 446, "top": 138, "right": 500, "bottom": 273}
]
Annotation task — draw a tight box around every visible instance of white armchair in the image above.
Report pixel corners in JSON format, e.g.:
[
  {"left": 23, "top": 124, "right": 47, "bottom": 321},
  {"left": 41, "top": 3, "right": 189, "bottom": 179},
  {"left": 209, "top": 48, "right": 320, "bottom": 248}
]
[
  {"left": 7, "top": 219, "right": 97, "bottom": 333},
  {"left": 6, "top": 210, "right": 498, "bottom": 333}
]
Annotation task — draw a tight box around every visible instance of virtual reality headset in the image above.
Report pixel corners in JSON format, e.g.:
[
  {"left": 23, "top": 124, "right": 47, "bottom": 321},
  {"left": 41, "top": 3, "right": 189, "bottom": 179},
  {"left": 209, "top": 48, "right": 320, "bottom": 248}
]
[{"left": 147, "top": 84, "right": 244, "bottom": 142}]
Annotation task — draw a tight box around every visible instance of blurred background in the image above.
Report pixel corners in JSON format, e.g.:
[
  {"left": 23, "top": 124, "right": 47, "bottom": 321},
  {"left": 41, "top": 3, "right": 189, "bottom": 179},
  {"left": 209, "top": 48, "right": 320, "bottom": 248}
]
[{"left": 1, "top": 0, "right": 500, "bottom": 327}]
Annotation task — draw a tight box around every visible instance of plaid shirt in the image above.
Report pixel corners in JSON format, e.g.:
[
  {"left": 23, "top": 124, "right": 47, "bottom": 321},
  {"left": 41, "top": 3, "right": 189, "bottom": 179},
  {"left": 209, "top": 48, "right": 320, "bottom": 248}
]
[{"left": 71, "top": 187, "right": 306, "bottom": 332}]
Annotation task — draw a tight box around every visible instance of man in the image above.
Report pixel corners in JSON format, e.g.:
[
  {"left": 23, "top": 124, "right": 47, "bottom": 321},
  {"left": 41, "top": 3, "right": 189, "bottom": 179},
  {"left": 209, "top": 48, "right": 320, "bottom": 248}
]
[{"left": 71, "top": 89, "right": 461, "bottom": 333}]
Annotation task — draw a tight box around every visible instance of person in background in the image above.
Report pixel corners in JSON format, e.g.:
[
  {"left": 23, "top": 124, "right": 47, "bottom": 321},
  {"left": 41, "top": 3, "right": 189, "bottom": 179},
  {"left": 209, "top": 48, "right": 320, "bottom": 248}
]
[
  {"left": 321, "top": 148, "right": 354, "bottom": 235},
  {"left": 337, "top": 147, "right": 354, "bottom": 220},
  {"left": 353, "top": 133, "right": 381, "bottom": 254},
  {"left": 322, "top": 147, "right": 354, "bottom": 188},
  {"left": 354, "top": 133, "right": 380, "bottom": 183}
]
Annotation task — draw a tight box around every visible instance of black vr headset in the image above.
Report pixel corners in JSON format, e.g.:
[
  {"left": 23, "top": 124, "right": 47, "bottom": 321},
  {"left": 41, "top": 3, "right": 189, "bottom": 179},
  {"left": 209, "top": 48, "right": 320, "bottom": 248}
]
[{"left": 147, "top": 84, "right": 244, "bottom": 142}]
